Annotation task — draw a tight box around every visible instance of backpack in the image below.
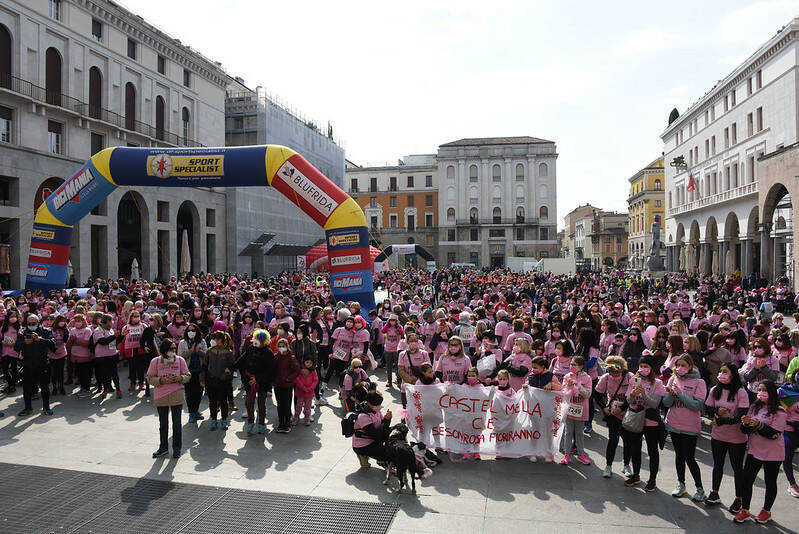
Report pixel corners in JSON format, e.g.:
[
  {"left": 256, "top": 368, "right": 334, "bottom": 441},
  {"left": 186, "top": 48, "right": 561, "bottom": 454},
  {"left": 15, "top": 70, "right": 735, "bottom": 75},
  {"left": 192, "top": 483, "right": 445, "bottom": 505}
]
[{"left": 341, "top": 411, "right": 359, "bottom": 437}]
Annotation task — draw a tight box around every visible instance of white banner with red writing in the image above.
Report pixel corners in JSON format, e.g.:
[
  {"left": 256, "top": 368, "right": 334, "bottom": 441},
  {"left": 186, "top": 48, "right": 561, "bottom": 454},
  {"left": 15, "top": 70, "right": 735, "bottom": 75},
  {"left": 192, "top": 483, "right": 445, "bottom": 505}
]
[{"left": 405, "top": 384, "right": 567, "bottom": 458}]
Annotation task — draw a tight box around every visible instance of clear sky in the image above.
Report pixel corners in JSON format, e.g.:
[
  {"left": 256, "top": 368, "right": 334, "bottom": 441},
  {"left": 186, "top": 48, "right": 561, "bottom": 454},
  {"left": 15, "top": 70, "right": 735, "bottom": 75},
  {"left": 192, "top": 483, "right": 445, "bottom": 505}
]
[{"left": 127, "top": 0, "right": 798, "bottom": 228}]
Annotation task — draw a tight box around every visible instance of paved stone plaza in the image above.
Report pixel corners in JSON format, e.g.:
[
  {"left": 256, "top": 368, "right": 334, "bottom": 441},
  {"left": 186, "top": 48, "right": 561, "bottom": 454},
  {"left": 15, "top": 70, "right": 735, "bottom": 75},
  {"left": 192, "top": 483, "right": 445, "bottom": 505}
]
[{"left": 0, "top": 364, "right": 797, "bottom": 534}]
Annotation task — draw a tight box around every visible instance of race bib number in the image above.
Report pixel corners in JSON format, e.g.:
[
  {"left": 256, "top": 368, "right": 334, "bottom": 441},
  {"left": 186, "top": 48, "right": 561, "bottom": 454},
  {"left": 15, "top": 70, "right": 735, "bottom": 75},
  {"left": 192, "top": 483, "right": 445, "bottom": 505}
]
[
  {"left": 333, "top": 347, "right": 348, "bottom": 360},
  {"left": 567, "top": 404, "right": 584, "bottom": 418}
]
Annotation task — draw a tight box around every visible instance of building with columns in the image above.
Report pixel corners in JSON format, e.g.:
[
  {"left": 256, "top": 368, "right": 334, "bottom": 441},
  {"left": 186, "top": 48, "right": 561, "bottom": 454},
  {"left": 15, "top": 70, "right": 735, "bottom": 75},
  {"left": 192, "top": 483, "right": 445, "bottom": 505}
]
[
  {"left": 661, "top": 18, "right": 799, "bottom": 284},
  {"left": 627, "top": 157, "right": 665, "bottom": 269},
  {"left": 346, "top": 154, "right": 438, "bottom": 267},
  {"left": 0, "top": 0, "right": 228, "bottom": 288},
  {"left": 437, "top": 137, "right": 559, "bottom": 267}
]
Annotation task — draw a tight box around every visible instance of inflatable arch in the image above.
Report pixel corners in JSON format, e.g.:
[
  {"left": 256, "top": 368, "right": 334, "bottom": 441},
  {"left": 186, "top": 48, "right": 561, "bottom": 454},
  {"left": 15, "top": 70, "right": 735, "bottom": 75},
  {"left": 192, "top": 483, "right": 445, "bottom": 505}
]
[
  {"left": 25, "top": 145, "right": 376, "bottom": 312},
  {"left": 374, "top": 244, "right": 436, "bottom": 272}
]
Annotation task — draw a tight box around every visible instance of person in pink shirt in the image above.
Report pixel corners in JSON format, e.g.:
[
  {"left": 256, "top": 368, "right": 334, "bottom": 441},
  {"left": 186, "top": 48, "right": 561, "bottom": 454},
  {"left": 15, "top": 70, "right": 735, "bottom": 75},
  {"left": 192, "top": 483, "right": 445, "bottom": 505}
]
[
  {"left": 599, "top": 319, "right": 619, "bottom": 356},
  {"left": 781, "top": 379, "right": 799, "bottom": 498},
  {"left": 397, "top": 331, "right": 430, "bottom": 408},
  {"left": 544, "top": 324, "right": 567, "bottom": 363},
  {"left": 596, "top": 356, "right": 634, "bottom": 479},
  {"left": 502, "top": 338, "right": 532, "bottom": 391},
  {"left": 502, "top": 319, "right": 532, "bottom": 353},
  {"left": 740, "top": 338, "right": 779, "bottom": 397},
  {"left": 663, "top": 354, "right": 707, "bottom": 501},
  {"left": 734, "top": 380, "right": 787, "bottom": 524},
  {"left": 48, "top": 315, "right": 69, "bottom": 396},
  {"left": 724, "top": 333, "right": 748, "bottom": 367},
  {"left": 494, "top": 310, "right": 513, "bottom": 350},
  {"left": 559, "top": 355, "right": 593, "bottom": 466},
  {"left": 294, "top": 357, "right": 319, "bottom": 426},
  {"left": 549, "top": 340, "right": 575, "bottom": 383},
  {"left": 89, "top": 313, "right": 121, "bottom": 399},
  {"left": 703, "top": 362, "right": 749, "bottom": 512},
  {"left": 494, "top": 369, "right": 515, "bottom": 397},
  {"left": 624, "top": 354, "right": 666, "bottom": 491},
  {"left": 66, "top": 313, "right": 93, "bottom": 396},
  {"left": 575, "top": 327, "right": 601, "bottom": 434},
  {"left": 429, "top": 313, "right": 452, "bottom": 365},
  {"left": 771, "top": 332, "right": 796, "bottom": 374},
  {"left": 418, "top": 310, "right": 437, "bottom": 353},
  {"left": 352, "top": 390, "right": 392, "bottom": 468},
  {"left": 121, "top": 310, "right": 147, "bottom": 392},
  {"left": 147, "top": 338, "right": 191, "bottom": 459},
  {"left": 434, "top": 336, "right": 471, "bottom": 384},
  {"left": 1, "top": 309, "right": 21, "bottom": 394},
  {"left": 341, "top": 357, "right": 371, "bottom": 412},
  {"left": 381, "top": 314, "right": 402, "bottom": 388},
  {"left": 167, "top": 311, "right": 188, "bottom": 344},
  {"left": 415, "top": 362, "right": 440, "bottom": 386}
]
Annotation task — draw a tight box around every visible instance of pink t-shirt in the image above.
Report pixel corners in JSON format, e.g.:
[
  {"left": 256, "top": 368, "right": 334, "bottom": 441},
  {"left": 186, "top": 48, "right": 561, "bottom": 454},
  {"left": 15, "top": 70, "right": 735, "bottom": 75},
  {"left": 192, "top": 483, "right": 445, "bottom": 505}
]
[
  {"left": 352, "top": 409, "right": 383, "bottom": 449},
  {"left": 503, "top": 331, "right": 532, "bottom": 353},
  {"left": 503, "top": 352, "right": 532, "bottom": 391},
  {"left": 626, "top": 378, "right": 666, "bottom": 426},
  {"left": 664, "top": 375, "right": 707, "bottom": 434},
  {"left": 746, "top": 406, "right": 787, "bottom": 461},
  {"left": 435, "top": 355, "right": 471, "bottom": 384},
  {"left": 48, "top": 329, "right": 68, "bottom": 360},
  {"left": 146, "top": 356, "right": 189, "bottom": 401},
  {"left": 68, "top": 327, "right": 93, "bottom": 362},
  {"left": 562, "top": 371, "right": 592, "bottom": 421},
  {"left": 1, "top": 325, "right": 19, "bottom": 358},
  {"left": 596, "top": 372, "right": 633, "bottom": 420},
  {"left": 549, "top": 356, "right": 572, "bottom": 382},
  {"left": 398, "top": 349, "right": 430, "bottom": 392},
  {"left": 382, "top": 324, "right": 402, "bottom": 352},
  {"left": 705, "top": 386, "right": 749, "bottom": 443}
]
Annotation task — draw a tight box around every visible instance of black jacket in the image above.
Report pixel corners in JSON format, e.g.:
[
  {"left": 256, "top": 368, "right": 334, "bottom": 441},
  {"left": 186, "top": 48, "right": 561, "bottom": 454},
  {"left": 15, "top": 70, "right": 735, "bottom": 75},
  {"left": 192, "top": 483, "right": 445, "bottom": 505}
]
[
  {"left": 15, "top": 327, "right": 56, "bottom": 369},
  {"left": 237, "top": 345, "right": 276, "bottom": 390}
]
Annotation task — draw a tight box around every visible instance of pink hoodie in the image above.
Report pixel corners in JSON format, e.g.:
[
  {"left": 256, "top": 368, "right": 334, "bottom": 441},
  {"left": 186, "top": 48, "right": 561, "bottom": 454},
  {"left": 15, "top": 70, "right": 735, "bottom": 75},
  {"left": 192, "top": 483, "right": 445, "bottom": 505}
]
[
  {"left": 294, "top": 369, "right": 319, "bottom": 398},
  {"left": 68, "top": 326, "right": 93, "bottom": 363}
]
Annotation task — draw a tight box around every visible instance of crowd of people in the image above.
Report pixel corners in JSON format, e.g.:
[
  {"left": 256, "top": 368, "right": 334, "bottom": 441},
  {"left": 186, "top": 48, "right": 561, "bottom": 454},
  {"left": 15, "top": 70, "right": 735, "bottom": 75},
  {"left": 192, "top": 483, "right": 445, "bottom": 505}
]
[{"left": 0, "top": 267, "right": 797, "bottom": 524}]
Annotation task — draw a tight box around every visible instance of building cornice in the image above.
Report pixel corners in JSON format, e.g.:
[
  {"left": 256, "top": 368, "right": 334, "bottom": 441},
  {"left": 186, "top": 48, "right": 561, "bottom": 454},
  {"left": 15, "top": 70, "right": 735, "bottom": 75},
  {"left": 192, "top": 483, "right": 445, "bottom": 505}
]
[
  {"left": 74, "top": 0, "right": 228, "bottom": 88},
  {"left": 661, "top": 23, "right": 798, "bottom": 140}
]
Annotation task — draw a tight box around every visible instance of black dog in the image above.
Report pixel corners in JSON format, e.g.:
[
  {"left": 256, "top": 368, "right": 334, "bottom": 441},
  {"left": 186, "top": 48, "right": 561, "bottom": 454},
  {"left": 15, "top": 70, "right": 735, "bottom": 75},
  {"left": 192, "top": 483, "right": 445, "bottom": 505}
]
[
  {"left": 410, "top": 441, "right": 442, "bottom": 468},
  {"left": 383, "top": 423, "right": 429, "bottom": 493}
]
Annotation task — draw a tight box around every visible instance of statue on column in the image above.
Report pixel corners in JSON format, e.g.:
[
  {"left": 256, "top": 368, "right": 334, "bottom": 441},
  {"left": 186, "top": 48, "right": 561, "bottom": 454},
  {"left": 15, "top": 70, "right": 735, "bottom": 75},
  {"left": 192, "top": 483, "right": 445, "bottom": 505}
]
[{"left": 647, "top": 220, "right": 665, "bottom": 271}]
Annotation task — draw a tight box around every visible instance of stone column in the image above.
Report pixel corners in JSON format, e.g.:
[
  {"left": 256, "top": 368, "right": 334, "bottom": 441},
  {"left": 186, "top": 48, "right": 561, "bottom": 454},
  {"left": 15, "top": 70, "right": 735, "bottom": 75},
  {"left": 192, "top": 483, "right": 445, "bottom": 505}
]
[
  {"left": 760, "top": 223, "right": 772, "bottom": 282},
  {"left": 701, "top": 242, "right": 712, "bottom": 275},
  {"left": 719, "top": 240, "right": 728, "bottom": 276},
  {"left": 741, "top": 239, "right": 752, "bottom": 276},
  {"left": 665, "top": 246, "right": 673, "bottom": 272}
]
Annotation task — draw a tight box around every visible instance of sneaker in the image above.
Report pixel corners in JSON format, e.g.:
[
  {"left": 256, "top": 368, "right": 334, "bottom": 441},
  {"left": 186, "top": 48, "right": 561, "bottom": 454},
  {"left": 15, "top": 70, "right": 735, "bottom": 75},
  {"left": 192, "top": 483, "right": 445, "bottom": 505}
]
[
  {"left": 672, "top": 483, "right": 686, "bottom": 498},
  {"left": 788, "top": 483, "right": 799, "bottom": 498},
  {"left": 576, "top": 453, "right": 591, "bottom": 465},
  {"left": 624, "top": 475, "right": 641, "bottom": 487},
  {"left": 704, "top": 491, "right": 721, "bottom": 505},
  {"left": 17, "top": 409, "right": 32, "bottom": 417},
  {"left": 257, "top": 424, "right": 265, "bottom": 434},
  {"left": 291, "top": 417, "right": 299, "bottom": 426},
  {"left": 583, "top": 422, "right": 592, "bottom": 435},
  {"left": 560, "top": 454, "right": 570, "bottom": 465},
  {"left": 42, "top": 408, "right": 53, "bottom": 416},
  {"left": 139, "top": 384, "right": 145, "bottom": 391},
  {"left": 209, "top": 420, "right": 218, "bottom": 430},
  {"left": 603, "top": 466, "right": 612, "bottom": 478},
  {"left": 692, "top": 488, "right": 706, "bottom": 502},
  {"left": 188, "top": 413, "right": 197, "bottom": 423},
  {"left": 152, "top": 448, "right": 169, "bottom": 458},
  {"left": 221, "top": 419, "right": 229, "bottom": 430},
  {"left": 116, "top": 389, "right": 122, "bottom": 399},
  {"left": 246, "top": 423, "right": 254, "bottom": 435},
  {"left": 728, "top": 497, "right": 742, "bottom": 514},
  {"left": 732, "top": 509, "right": 750, "bottom": 523},
  {"left": 308, "top": 415, "right": 314, "bottom": 423},
  {"left": 173, "top": 450, "right": 181, "bottom": 459},
  {"left": 529, "top": 456, "right": 537, "bottom": 463},
  {"left": 644, "top": 481, "right": 657, "bottom": 493},
  {"left": 753, "top": 509, "right": 771, "bottom": 524},
  {"left": 622, "top": 464, "right": 632, "bottom": 477}
]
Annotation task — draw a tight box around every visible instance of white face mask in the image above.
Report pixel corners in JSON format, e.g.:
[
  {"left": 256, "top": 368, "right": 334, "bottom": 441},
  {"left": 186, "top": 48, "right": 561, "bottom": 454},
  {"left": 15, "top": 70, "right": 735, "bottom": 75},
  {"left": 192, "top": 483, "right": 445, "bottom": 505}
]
[
  {"left": 166, "top": 351, "right": 176, "bottom": 358},
  {"left": 296, "top": 332, "right": 303, "bottom": 340},
  {"left": 187, "top": 331, "right": 196, "bottom": 339},
  {"left": 278, "top": 347, "right": 287, "bottom": 354},
  {"left": 209, "top": 339, "right": 217, "bottom": 347}
]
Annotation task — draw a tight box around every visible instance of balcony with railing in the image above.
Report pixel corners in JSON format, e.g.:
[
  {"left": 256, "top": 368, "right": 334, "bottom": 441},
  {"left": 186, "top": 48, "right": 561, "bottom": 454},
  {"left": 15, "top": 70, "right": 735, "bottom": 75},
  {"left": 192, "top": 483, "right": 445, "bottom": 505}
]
[
  {"left": 0, "top": 73, "right": 203, "bottom": 147},
  {"left": 668, "top": 181, "right": 758, "bottom": 216},
  {"left": 455, "top": 217, "right": 541, "bottom": 226}
]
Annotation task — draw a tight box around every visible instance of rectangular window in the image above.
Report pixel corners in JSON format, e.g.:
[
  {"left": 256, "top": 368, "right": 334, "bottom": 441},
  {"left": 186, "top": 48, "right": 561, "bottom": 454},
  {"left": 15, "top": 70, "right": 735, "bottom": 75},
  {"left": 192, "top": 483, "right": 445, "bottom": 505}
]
[
  {"left": 407, "top": 175, "right": 414, "bottom": 188},
  {"left": 425, "top": 175, "right": 433, "bottom": 187},
  {"left": 350, "top": 178, "right": 358, "bottom": 192},
  {"left": 183, "top": 69, "right": 191, "bottom": 88},
  {"left": 540, "top": 227, "right": 549, "bottom": 240},
  {"left": 516, "top": 228, "right": 525, "bottom": 241},
  {"left": 0, "top": 106, "right": 11, "bottom": 143},
  {"left": 389, "top": 214, "right": 397, "bottom": 228},
  {"left": 389, "top": 176, "right": 397, "bottom": 191},
  {"left": 425, "top": 213, "right": 433, "bottom": 227},
  {"left": 747, "top": 77, "right": 752, "bottom": 96},
  {"left": 724, "top": 127, "right": 729, "bottom": 148},
  {"left": 731, "top": 123, "right": 737, "bottom": 145},
  {"left": 447, "top": 251, "right": 456, "bottom": 264},
  {"left": 206, "top": 208, "right": 215, "bottom": 227},
  {"left": 711, "top": 106, "right": 715, "bottom": 121},
  {"left": 49, "top": 0, "right": 61, "bottom": 20},
  {"left": 369, "top": 177, "right": 377, "bottom": 192},
  {"left": 704, "top": 139, "right": 709, "bottom": 158},
  {"left": 724, "top": 95, "right": 728, "bottom": 112},
  {"left": 756, "top": 69, "right": 762, "bottom": 89},
  {"left": 91, "top": 19, "right": 102, "bottom": 41},
  {"left": 747, "top": 113, "right": 753, "bottom": 137},
  {"left": 390, "top": 196, "right": 396, "bottom": 208},
  {"left": 749, "top": 155, "right": 755, "bottom": 183},
  {"left": 711, "top": 135, "right": 716, "bottom": 155},
  {"left": 469, "top": 251, "right": 479, "bottom": 265},
  {"left": 47, "top": 120, "right": 63, "bottom": 154},
  {"left": 127, "top": 38, "right": 137, "bottom": 60},
  {"left": 369, "top": 197, "right": 376, "bottom": 208},
  {"left": 489, "top": 229, "right": 505, "bottom": 238},
  {"left": 90, "top": 132, "right": 103, "bottom": 155},
  {"left": 425, "top": 194, "right": 433, "bottom": 207},
  {"left": 730, "top": 89, "right": 736, "bottom": 107},
  {"left": 470, "top": 228, "right": 478, "bottom": 241},
  {"left": 157, "top": 201, "right": 169, "bottom": 222},
  {"left": 704, "top": 110, "right": 709, "bottom": 125},
  {"left": 407, "top": 215, "right": 415, "bottom": 231},
  {"left": 756, "top": 107, "right": 763, "bottom": 131},
  {"left": 407, "top": 195, "right": 414, "bottom": 207},
  {"left": 448, "top": 229, "right": 456, "bottom": 241},
  {"left": 157, "top": 55, "right": 166, "bottom": 75},
  {"left": 655, "top": 200, "right": 661, "bottom": 207},
  {"left": 370, "top": 216, "right": 378, "bottom": 228}
]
